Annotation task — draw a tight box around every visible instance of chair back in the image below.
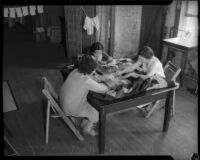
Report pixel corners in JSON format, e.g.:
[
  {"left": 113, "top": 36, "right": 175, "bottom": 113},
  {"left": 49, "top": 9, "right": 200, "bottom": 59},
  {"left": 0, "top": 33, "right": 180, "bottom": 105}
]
[
  {"left": 42, "top": 77, "right": 63, "bottom": 115},
  {"left": 164, "top": 61, "right": 181, "bottom": 82}
]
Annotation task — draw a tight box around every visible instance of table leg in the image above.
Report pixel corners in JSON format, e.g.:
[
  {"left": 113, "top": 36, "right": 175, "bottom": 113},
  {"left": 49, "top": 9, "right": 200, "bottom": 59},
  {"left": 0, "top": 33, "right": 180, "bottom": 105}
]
[
  {"left": 163, "top": 91, "right": 173, "bottom": 132},
  {"left": 99, "top": 108, "right": 106, "bottom": 154}
]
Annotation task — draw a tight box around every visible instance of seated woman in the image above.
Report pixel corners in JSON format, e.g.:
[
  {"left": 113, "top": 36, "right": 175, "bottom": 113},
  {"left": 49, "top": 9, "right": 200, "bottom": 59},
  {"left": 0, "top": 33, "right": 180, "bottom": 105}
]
[
  {"left": 121, "top": 46, "right": 167, "bottom": 89},
  {"left": 89, "top": 42, "right": 114, "bottom": 65},
  {"left": 59, "top": 55, "right": 109, "bottom": 136}
]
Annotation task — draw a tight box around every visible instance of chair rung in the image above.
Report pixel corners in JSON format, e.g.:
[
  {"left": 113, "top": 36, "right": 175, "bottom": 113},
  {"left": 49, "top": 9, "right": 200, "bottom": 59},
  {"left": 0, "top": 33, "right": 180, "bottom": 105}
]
[{"left": 50, "top": 114, "right": 62, "bottom": 118}]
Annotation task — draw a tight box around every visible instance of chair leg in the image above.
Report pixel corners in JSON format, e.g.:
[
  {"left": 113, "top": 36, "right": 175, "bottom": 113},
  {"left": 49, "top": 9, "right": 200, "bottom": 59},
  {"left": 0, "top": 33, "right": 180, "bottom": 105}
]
[
  {"left": 45, "top": 100, "right": 50, "bottom": 144},
  {"left": 145, "top": 100, "right": 161, "bottom": 118},
  {"left": 171, "top": 90, "right": 175, "bottom": 116}
]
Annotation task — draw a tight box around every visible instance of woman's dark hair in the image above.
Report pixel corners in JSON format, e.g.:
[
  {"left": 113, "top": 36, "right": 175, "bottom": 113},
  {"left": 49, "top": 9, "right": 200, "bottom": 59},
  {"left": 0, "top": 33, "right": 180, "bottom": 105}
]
[
  {"left": 139, "top": 46, "right": 154, "bottom": 59},
  {"left": 77, "top": 55, "right": 97, "bottom": 74},
  {"left": 90, "top": 42, "right": 104, "bottom": 53}
]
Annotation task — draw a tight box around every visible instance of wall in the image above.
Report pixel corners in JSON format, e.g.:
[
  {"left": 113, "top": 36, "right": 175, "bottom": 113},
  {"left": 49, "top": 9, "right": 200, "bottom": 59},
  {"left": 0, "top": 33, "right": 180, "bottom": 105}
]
[{"left": 113, "top": 5, "right": 142, "bottom": 58}]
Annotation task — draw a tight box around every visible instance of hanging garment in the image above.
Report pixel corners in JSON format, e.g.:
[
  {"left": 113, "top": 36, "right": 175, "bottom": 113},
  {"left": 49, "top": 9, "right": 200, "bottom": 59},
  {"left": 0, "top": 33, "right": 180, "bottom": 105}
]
[
  {"left": 15, "top": 7, "right": 23, "bottom": 17},
  {"left": 37, "top": 5, "right": 44, "bottom": 14},
  {"left": 4, "top": 8, "right": 9, "bottom": 17},
  {"left": 9, "top": 8, "right": 16, "bottom": 18},
  {"left": 22, "top": 6, "right": 29, "bottom": 16},
  {"left": 83, "top": 16, "right": 100, "bottom": 35},
  {"left": 29, "top": 5, "right": 36, "bottom": 16}
]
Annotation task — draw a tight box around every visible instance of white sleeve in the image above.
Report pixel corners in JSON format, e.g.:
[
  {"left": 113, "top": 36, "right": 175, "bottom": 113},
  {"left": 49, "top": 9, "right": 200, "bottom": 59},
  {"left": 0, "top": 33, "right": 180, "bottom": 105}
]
[
  {"left": 146, "top": 63, "right": 160, "bottom": 77},
  {"left": 85, "top": 77, "right": 109, "bottom": 93}
]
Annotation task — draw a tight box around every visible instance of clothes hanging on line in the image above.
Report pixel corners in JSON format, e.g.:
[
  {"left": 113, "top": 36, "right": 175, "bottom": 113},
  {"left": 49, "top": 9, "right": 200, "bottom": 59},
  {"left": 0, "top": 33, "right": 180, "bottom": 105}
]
[
  {"left": 9, "top": 8, "right": 16, "bottom": 18},
  {"left": 22, "top": 6, "right": 29, "bottom": 16},
  {"left": 15, "top": 7, "right": 23, "bottom": 17},
  {"left": 37, "top": 5, "right": 44, "bottom": 14},
  {"left": 4, "top": 8, "right": 9, "bottom": 17},
  {"left": 29, "top": 6, "right": 36, "bottom": 16},
  {"left": 83, "top": 16, "right": 100, "bottom": 35}
]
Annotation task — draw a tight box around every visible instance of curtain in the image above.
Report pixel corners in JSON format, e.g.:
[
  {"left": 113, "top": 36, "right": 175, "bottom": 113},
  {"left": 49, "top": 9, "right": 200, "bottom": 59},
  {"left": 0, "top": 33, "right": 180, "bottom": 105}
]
[{"left": 139, "top": 5, "right": 166, "bottom": 59}]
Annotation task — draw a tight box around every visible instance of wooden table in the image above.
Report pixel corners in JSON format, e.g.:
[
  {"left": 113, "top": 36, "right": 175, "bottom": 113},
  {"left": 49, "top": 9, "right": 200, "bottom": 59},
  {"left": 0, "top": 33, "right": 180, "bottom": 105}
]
[
  {"left": 163, "top": 37, "right": 198, "bottom": 87},
  {"left": 88, "top": 84, "right": 179, "bottom": 154}
]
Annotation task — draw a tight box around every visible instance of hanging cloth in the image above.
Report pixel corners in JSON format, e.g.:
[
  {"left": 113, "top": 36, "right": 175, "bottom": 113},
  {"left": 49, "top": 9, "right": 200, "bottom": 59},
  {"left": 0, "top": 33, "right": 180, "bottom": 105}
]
[
  {"left": 9, "top": 8, "right": 16, "bottom": 18},
  {"left": 37, "top": 5, "right": 44, "bottom": 14},
  {"left": 4, "top": 8, "right": 9, "bottom": 17},
  {"left": 22, "top": 6, "right": 29, "bottom": 16},
  {"left": 83, "top": 16, "right": 100, "bottom": 35},
  {"left": 81, "top": 6, "right": 100, "bottom": 35},
  {"left": 29, "top": 5, "right": 36, "bottom": 16},
  {"left": 15, "top": 7, "right": 23, "bottom": 17}
]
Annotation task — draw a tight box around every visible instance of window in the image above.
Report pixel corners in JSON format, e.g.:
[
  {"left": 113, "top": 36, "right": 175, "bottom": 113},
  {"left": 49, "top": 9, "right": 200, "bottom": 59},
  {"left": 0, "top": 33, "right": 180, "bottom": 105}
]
[{"left": 178, "top": 1, "right": 198, "bottom": 41}]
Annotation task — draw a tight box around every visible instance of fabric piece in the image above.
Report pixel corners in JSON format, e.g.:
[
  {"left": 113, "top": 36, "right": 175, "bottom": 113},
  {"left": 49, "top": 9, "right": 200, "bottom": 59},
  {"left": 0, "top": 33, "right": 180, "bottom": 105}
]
[
  {"left": 9, "top": 8, "right": 16, "bottom": 18},
  {"left": 4, "top": 8, "right": 9, "bottom": 17},
  {"left": 59, "top": 69, "right": 108, "bottom": 123},
  {"left": 37, "top": 5, "right": 44, "bottom": 14},
  {"left": 83, "top": 16, "right": 94, "bottom": 35},
  {"left": 22, "top": 6, "right": 29, "bottom": 16},
  {"left": 93, "top": 16, "right": 100, "bottom": 31},
  {"left": 83, "top": 16, "right": 100, "bottom": 35},
  {"left": 15, "top": 7, "right": 23, "bottom": 17},
  {"left": 29, "top": 6, "right": 36, "bottom": 16}
]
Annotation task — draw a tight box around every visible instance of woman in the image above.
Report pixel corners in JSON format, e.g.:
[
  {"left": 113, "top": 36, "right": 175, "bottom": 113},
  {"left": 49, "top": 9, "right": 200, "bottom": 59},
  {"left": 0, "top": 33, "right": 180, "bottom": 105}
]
[
  {"left": 59, "top": 55, "right": 109, "bottom": 136},
  {"left": 121, "top": 46, "right": 167, "bottom": 89},
  {"left": 90, "top": 42, "right": 114, "bottom": 65}
]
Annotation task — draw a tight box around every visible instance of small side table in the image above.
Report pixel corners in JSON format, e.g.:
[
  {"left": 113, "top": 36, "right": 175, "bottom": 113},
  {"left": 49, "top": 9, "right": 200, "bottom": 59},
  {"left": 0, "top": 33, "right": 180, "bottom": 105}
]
[{"left": 163, "top": 37, "right": 197, "bottom": 87}]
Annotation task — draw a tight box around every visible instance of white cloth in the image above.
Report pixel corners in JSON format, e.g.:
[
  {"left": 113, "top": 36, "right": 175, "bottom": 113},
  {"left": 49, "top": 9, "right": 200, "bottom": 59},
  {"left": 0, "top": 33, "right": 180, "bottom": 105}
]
[
  {"left": 83, "top": 16, "right": 100, "bottom": 35},
  {"left": 22, "top": 6, "right": 29, "bottom": 16},
  {"left": 29, "top": 5, "right": 36, "bottom": 16},
  {"left": 145, "top": 56, "right": 165, "bottom": 78},
  {"left": 37, "top": 5, "right": 44, "bottom": 14},
  {"left": 59, "top": 69, "right": 108, "bottom": 123},
  {"left": 4, "top": 8, "right": 9, "bottom": 17},
  {"left": 9, "top": 8, "right": 16, "bottom": 18},
  {"left": 15, "top": 7, "right": 23, "bottom": 17}
]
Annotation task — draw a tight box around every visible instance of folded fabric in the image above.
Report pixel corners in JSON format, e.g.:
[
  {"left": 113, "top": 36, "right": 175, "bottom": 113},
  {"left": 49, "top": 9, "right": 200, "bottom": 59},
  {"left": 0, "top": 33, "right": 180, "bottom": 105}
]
[
  {"left": 15, "top": 7, "right": 23, "bottom": 17},
  {"left": 29, "top": 5, "right": 36, "bottom": 16},
  {"left": 22, "top": 6, "right": 29, "bottom": 16},
  {"left": 9, "top": 8, "right": 16, "bottom": 18},
  {"left": 37, "top": 5, "right": 44, "bottom": 14},
  {"left": 4, "top": 8, "right": 9, "bottom": 17}
]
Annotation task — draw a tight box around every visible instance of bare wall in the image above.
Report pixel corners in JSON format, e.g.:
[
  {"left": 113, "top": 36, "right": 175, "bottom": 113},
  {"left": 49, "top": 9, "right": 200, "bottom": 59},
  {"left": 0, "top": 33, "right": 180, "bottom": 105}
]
[{"left": 113, "top": 5, "right": 142, "bottom": 58}]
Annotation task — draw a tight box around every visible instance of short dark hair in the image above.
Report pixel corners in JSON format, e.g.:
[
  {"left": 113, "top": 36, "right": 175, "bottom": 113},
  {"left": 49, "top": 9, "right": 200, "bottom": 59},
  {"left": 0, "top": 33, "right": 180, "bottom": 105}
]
[
  {"left": 77, "top": 55, "right": 97, "bottom": 74},
  {"left": 90, "top": 42, "right": 104, "bottom": 53},
  {"left": 139, "top": 46, "right": 154, "bottom": 59}
]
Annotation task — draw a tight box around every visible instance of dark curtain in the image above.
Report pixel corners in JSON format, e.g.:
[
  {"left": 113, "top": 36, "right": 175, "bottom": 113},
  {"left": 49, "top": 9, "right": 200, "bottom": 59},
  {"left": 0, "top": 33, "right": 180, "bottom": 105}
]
[
  {"left": 64, "top": 6, "right": 96, "bottom": 63},
  {"left": 139, "top": 5, "right": 167, "bottom": 60}
]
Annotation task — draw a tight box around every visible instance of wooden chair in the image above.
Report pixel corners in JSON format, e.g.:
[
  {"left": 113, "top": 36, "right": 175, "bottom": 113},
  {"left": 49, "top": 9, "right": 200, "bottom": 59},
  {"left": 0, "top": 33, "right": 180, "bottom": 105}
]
[
  {"left": 42, "top": 77, "right": 84, "bottom": 144},
  {"left": 142, "top": 61, "right": 181, "bottom": 118}
]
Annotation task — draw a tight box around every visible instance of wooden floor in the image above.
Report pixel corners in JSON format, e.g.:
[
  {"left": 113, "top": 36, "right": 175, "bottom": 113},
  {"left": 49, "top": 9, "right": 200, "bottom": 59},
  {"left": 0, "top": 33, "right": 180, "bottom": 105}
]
[{"left": 3, "top": 24, "right": 198, "bottom": 159}]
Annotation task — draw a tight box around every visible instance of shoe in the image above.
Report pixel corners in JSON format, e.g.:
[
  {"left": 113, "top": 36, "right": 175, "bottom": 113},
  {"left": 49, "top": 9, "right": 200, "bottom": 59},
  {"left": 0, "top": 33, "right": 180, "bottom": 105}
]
[{"left": 83, "top": 128, "right": 99, "bottom": 136}]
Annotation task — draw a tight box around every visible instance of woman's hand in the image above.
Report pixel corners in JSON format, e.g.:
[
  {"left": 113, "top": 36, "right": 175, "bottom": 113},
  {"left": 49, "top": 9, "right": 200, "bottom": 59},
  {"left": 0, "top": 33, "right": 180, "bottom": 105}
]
[{"left": 122, "top": 72, "right": 140, "bottom": 78}]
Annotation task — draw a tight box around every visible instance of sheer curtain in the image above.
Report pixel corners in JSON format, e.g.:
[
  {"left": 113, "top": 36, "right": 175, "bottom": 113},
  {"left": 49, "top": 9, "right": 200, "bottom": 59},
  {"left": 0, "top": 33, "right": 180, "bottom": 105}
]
[{"left": 178, "top": 1, "right": 198, "bottom": 42}]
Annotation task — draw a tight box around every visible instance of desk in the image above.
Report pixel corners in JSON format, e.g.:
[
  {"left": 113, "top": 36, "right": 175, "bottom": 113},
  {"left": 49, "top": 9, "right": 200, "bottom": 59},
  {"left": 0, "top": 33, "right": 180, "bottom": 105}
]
[
  {"left": 163, "top": 37, "right": 198, "bottom": 87},
  {"left": 88, "top": 84, "right": 179, "bottom": 154}
]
